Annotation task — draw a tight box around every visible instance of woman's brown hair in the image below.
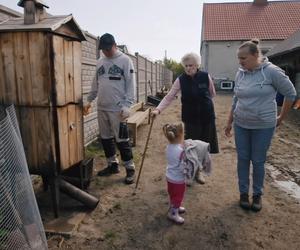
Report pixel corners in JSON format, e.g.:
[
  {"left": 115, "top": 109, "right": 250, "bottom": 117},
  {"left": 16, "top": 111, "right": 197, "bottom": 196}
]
[{"left": 239, "top": 38, "right": 262, "bottom": 56}]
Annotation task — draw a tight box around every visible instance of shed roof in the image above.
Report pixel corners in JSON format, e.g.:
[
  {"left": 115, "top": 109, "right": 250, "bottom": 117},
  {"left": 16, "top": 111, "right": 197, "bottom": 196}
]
[
  {"left": 202, "top": 1, "right": 300, "bottom": 41},
  {"left": 18, "top": 0, "right": 49, "bottom": 8},
  {"left": 0, "top": 4, "right": 22, "bottom": 18},
  {"left": 267, "top": 28, "right": 300, "bottom": 58},
  {"left": 0, "top": 14, "right": 86, "bottom": 41}
]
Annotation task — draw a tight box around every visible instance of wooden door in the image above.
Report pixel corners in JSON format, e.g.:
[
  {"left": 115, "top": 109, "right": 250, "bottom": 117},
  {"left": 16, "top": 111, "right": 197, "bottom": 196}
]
[
  {"left": 52, "top": 36, "right": 82, "bottom": 106},
  {"left": 57, "top": 104, "right": 83, "bottom": 171}
]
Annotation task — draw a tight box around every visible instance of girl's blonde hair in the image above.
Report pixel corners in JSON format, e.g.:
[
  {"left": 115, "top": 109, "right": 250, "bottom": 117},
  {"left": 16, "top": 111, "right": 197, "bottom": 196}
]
[{"left": 163, "top": 122, "right": 184, "bottom": 143}]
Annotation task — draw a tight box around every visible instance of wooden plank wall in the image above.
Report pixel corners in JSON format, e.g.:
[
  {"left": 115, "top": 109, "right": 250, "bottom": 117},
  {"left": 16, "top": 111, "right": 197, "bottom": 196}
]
[
  {"left": 0, "top": 32, "right": 51, "bottom": 106},
  {"left": 0, "top": 31, "right": 83, "bottom": 174},
  {"left": 16, "top": 105, "right": 83, "bottom": 173},
  {"left": 0, "top": 33, "right": 17, "bottom": 104},
  {"left": 0, "top": 32, "right": 82, "bottom": 106},
  {"left": 17, "top": 106, "right": 55, "bottom": 174}
]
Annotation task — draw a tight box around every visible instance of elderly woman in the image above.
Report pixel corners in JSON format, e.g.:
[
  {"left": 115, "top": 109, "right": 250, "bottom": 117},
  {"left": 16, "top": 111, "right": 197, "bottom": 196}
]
[
  {"left": 152, "top": 53, "right": 219, "bottom": 183},
  {"left": 225, "top": 39, "right": 296, "bottom": 211}
]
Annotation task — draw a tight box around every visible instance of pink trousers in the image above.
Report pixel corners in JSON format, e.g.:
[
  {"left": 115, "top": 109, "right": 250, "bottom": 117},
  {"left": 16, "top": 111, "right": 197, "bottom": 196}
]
[{"left": 167, "top": 181, "right": 186, "bottom": 208}]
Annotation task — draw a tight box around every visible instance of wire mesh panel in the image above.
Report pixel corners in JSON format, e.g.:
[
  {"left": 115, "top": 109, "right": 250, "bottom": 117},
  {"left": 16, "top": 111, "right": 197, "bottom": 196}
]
[{"left": 0, "top": 105, "right": 48, "bottom": 250}]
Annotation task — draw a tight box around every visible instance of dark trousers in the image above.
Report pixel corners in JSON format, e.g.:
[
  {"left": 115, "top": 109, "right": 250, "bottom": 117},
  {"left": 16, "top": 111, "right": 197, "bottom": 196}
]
[{"left": 184, "top": 120, "right": 219, "bottom": 153}]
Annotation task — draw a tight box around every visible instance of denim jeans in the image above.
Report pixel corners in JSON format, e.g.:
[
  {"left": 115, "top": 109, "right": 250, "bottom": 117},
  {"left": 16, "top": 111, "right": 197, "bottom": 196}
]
[{"left": 234, "top": 124, "right": 275, "bottom": 196}]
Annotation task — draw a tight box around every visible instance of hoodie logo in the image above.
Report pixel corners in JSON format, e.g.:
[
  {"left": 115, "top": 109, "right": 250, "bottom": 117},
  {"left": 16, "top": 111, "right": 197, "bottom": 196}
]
[
  {"left": 108, "top": 65, "right": 124, "bottom": 76},
  {"left": 97, "top": 66, "right": 105, "bottom": 76}
]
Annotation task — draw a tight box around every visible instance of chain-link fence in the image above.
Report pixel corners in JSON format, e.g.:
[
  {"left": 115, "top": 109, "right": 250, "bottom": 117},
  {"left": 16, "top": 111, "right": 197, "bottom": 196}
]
[{"left": 0, "top": 105, "right": 48, "bottom": 250}]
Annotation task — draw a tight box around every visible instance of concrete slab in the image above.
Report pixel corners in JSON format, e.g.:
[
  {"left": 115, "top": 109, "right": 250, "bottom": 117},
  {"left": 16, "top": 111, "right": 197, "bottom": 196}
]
[{"left": 44, "top": 212, "right": 86, "bottom": 238}]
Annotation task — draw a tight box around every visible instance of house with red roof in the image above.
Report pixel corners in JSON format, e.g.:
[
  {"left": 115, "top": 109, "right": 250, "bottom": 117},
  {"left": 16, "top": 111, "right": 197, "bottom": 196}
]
[{"left": 201, "top": 0, "right": 300, "bottom": 83}]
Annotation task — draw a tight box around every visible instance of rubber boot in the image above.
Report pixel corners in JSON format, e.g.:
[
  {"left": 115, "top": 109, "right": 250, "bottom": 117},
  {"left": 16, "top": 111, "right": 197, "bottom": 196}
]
[
  {"left": 167, "top": 207, "right": 184, "bottom": 224},
  {"left": 124, "top": 159, "right": 135, "bottom": 184},
  {"left": 117, "top": 141, "right": 135, "bottom": 184},
  {"left": 97, "top": 138, "right": 120, "bottom": 176}
]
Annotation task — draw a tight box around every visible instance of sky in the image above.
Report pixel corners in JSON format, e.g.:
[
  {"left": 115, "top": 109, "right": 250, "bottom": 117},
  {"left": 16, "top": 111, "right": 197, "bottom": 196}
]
[{"left": 0, "top": 0, "right": 280, "bottom": 62}]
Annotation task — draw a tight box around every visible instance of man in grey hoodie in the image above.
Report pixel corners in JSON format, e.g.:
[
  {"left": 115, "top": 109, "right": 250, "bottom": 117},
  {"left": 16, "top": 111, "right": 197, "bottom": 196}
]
[
  {"left": 83, "top": 33, "right": 136, "bottom": 184},
  {"left": 225, "top": 39, "right": 296, "bottom": 212}
]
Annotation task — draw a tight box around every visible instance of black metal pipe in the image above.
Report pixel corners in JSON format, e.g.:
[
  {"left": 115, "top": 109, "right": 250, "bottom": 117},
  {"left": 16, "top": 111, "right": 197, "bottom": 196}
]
[{"left": 59, "top": 179, "right": 99, "bottom": 209}]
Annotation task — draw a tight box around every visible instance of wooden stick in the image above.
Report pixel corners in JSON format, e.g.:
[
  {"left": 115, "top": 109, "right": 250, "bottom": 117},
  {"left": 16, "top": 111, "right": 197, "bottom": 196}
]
[{"left": 133, "top": 115, "right": 155, "bottom": 193}]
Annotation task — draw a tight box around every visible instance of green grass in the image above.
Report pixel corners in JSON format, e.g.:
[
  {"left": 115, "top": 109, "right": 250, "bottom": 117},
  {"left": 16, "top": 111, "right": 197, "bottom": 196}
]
[
  {"left": 104, "top": 230, "right": 117, "bottom": 240},
  {"left": 86, "top": 141, "right": 141, "bottom": 163},
  {"left": 85, "top": 141, "right": 105, "bottom": 158}
]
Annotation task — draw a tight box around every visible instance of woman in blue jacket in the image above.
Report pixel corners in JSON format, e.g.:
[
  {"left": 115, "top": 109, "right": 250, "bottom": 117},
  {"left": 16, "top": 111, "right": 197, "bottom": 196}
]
[{"left": 225, "top": 39, "right": 296, "bottom": 212}]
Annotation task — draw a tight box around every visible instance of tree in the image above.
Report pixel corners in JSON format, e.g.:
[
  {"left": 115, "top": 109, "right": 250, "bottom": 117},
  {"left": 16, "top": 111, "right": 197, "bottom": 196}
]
[{"left": 163, "top": 58, "right": 184, "bottom": 81}]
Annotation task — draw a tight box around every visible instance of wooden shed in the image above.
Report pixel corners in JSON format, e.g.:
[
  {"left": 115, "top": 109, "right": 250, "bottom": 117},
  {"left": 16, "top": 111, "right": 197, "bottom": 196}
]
[{"left": 0, "top": 1, "right": 86, "bottom": 176}]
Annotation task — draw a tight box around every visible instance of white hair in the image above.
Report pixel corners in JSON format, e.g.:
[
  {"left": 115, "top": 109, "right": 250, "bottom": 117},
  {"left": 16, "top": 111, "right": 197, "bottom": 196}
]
[{"left": 181, "top": 53, "right": 201, "bottom": 68}]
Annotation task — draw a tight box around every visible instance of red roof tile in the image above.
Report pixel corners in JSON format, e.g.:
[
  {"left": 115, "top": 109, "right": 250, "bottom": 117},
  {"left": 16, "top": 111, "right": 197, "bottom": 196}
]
[{"left": 202, "top": 1, "right": 300, "bottom": 41}]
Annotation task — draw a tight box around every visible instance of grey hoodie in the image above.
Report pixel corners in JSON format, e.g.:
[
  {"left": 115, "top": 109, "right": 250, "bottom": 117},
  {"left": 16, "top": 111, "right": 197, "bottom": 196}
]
[
  {"left": 87, "top": 50, "right": 136, "bottom": 111},
  {"left": 183, "top": 139, "right": 212, "bottom": 185},
  {"left": 232, "top": 58, "right": 296, "bottom": 129}
]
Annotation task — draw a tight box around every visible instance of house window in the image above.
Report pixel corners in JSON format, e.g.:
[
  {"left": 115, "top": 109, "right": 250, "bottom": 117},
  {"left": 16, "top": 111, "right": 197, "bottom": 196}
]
[{"left": 221, "top": 81, "right": 234, "bottom": 90}]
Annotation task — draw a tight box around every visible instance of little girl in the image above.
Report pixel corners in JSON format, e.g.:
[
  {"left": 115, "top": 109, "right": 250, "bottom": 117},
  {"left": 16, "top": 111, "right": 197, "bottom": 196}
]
[
  {"left": 163, "top": 122, "right": 186, "bottom": 224},
  {"left": 163, "top": 122, "right": 212, "bottom": 224}
]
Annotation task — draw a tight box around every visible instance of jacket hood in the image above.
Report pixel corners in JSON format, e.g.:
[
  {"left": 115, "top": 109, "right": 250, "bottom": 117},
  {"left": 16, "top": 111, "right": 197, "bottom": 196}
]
[
  {"left": 185, "top": 139, "right": 210, "bottom": 152},
  {"left": 237, "top": 57, "right": 273, "bottom": 88}
]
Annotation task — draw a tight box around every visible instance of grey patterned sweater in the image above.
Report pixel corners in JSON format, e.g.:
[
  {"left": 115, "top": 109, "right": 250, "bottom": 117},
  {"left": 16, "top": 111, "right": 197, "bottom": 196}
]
[{"left": 87, "top": 50, "right": 136, "bottom": 111}]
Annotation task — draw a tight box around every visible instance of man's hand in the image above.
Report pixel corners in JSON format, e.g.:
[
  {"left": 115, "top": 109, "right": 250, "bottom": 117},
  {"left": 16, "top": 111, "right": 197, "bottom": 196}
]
[
  {"left": 120, "top": 107, "right": 131, "bottom": 120},
  {"left": 83, "top": 103, "right": 92, "bottom": 116}
]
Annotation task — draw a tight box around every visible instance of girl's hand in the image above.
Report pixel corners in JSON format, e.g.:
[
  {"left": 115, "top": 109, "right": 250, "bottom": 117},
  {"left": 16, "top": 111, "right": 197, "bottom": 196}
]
[
  {"left": 225, "top": 123, "right": 232, "bottom": 137},
  {"left": 151, "top": 109, "right": 160, "bottom": 118}
]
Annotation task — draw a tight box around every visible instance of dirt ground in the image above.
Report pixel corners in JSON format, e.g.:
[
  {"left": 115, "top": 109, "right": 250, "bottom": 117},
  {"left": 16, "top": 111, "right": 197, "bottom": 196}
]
[{"left": 47, "top": 93, "right": 300, "bottom": 250}]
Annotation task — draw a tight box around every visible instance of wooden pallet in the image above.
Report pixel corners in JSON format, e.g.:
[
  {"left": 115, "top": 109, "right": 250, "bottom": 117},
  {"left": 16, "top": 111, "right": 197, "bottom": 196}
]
[{"left": 127, "top": 102, "right": 151, "bottom": 146}]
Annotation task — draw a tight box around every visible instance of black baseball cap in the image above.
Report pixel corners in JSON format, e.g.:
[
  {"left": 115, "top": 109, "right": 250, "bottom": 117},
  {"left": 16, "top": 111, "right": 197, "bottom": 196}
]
[{"left": 99, "top": 33, "right": 116, "bottom": 50}]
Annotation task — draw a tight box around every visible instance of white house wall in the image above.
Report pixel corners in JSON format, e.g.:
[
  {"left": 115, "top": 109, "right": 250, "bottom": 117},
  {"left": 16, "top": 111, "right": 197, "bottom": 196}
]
[{"left": 201, "top": 40, "right": 281, "bottom": 81}]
